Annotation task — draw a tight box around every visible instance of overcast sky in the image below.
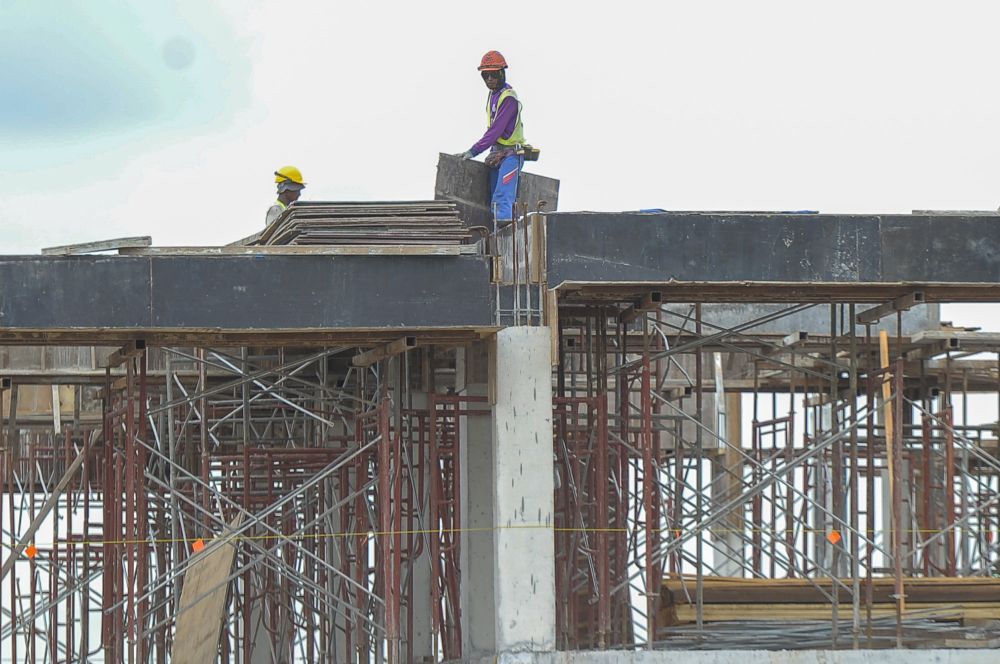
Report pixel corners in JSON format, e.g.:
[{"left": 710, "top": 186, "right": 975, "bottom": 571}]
[{"left": 3, "top": 0, "right": 1000, "bottom": 258}]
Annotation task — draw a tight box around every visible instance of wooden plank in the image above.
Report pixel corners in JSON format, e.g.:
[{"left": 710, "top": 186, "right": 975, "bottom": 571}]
[
  {"left": 669, "top": 602, "right": 1000, "bottom": 623},
  {"left": 352, "top": 336, "right": 416, "bottom": 368},
  {"left": 5, "top": 384, "right": 16, "bottom": 455},
  {"left": 880, "top": 330, "right": 894, "bottom": 499},
  {"left": 119, "top": 245, "right": 477, "bottom": 256},
  {"left": 42, "top": 236, "right": 151, "bottom": 256},
  {"left": 662, "top": 576, "right": 1000, "bottom": 604},
  {"left": 943, "top": 637, "right": 1000, "bottom": 648},
  {"left": 545, "top": 289, "right": 559, "bottom": 366},
  {"left": 171, "top": 515, "right": 243, "bottom": 663},
  {"left": 257, "top": 200, "right": 472, "bottom": 247}
]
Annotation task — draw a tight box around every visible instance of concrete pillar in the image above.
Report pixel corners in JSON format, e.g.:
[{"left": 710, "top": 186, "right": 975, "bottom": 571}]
[
  {"left": 458, "top": 346, "right": 497, "bottom": 659},
  {"left": 407, "top": 390, "right": 434, "bottom": 661},
  {"left": 712, "top": 394, "right": 746, "bottom": 577},
  {"left": 492, "top": 327, "right": 555, "bottom": 652}
]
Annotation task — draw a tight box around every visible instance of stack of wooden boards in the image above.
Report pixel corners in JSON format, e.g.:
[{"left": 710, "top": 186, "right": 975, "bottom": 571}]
[
  {"left": 660, "top": 576, "right": 1000, "bottom": 625},
  {"left": 40, "top": 201, "right": 481, "bottom": 256},
  {"left": 256, "top": 201, "right": 473, "bottom": 247}
]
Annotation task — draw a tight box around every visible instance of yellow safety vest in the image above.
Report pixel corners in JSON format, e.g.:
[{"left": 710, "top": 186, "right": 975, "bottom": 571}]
[{"left": 486, "top": 87, "right": 525, "bottom": 147}]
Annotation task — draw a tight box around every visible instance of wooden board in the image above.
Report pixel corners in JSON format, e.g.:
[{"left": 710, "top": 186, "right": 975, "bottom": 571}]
[
  {"left": 41, "top": 236, "right": 151, "bottom": 255},
  {"left": 662, "top": 576, "right": 1000, "bottom": 604},
  {"left": 119, "top": 245, "right": 478, "bottom": 256},
  {"left": 172, "top": 516, "right": 243, "bottom": 663},
  {"left": 258, "top": 200, "right": 473, "bottom": 247},
  {"left": 667, "top": 602, "right": 1000, "bottom": 624}
]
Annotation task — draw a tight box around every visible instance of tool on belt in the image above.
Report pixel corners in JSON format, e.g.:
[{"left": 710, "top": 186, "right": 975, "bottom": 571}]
[
  {"left": 517, "top": 144, "right": 540, "bottom": 161},
  {"left": 485, "top": 144, "right": 541, "bottom": 169}
]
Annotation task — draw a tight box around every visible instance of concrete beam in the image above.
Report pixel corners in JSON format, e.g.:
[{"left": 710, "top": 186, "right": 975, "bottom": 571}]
[
  {"left": 0, "top": 255, "right": 494, "bottom": 335},
  {"left": 545, "top": 212, "right": 1000, "bottom": 286}
]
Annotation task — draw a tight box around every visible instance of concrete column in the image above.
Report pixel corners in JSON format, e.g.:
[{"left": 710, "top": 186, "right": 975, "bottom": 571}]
[
  {"left": 458, "top": 346, "right": 497, "bottom": 659},
  {"left": 712, "top": 394, "right": 746, "bottom": 577},
  {"left": 407, "top": 390, "right": 434, "bottom": 661},
  {"left": 709, "top": 394, "right": 746, "bottom": 577},
  {"left": 492, "top": 327, "right": 555, "bottom": 652}
]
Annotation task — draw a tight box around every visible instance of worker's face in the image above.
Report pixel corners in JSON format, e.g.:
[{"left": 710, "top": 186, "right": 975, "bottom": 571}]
[
  {"left": 481, "top": 69, "right": 503, "bottom": 91},
  {"left": 278, "top": 187, "right": 302, "bottom": 204}
]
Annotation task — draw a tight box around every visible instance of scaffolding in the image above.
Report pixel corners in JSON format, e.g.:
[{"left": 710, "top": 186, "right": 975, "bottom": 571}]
[
  {"left": 550, "top": 298, "right": 1000, "bottom": 651},
  {"left": 2, "top": 292, "right": 1000, "bottom": 661}
]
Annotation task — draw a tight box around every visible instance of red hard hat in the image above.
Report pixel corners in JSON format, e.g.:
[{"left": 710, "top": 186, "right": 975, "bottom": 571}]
[{"left": 478, "top": 50, "right": 508, "bottom": 71}]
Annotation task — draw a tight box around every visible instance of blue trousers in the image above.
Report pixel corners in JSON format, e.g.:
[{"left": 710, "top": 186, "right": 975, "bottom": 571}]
[{"left": 489, "top": 153, "right": 524, "bottom": 222}]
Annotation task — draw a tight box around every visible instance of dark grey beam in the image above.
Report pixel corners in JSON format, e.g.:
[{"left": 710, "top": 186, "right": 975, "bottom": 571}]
[
  {"left": 0, "top": 255, "right": 494, "bottom": 333},
  {"left": 544, "top": 212, "right": 1000, "bottom": 287}
]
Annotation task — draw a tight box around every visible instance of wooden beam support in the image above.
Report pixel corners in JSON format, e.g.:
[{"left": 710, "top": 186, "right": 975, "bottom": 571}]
[
  {"left": 545, "top": 289, "right": 560, "bottom": 366},
  {"left": 106, "top": 340, "right": 146, "bottom": 368},
  {"left": 619, "top": 290, "right": 663, "bottom": 324},
  {"left": 904, "top": 337, "right": 961, "bottom": 360},
  {"left": 779, "top": 331, "right": 809, "bottom": 347},
  {"left": 352, "top": 336, "right": 416, "bottom": 368},
  {"left": 856, "top": 291, "right": 925, "bottom": 325}
]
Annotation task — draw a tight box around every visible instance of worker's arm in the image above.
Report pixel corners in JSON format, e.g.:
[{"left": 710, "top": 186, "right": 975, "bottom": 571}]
[{"left": 469, "top": 96, "right": 518, "bottom": 156}]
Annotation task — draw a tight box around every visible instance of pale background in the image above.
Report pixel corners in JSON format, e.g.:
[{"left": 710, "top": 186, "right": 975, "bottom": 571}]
[{"left": 2, "top": 0, "right": 998, "bottom": 324}]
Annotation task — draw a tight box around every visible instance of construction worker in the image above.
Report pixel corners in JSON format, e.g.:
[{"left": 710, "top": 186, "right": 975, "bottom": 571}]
[
  {"left": 455, "top": 50, "right": 526, "bottom": 223},
  {"left": 266, "top": 166, "right": 306, "bottom": 227}
]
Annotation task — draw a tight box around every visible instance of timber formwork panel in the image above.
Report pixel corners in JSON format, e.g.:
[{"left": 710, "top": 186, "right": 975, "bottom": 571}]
[
  {"left": 0, "top": 255, "right": 495, "bottom": 334},
  {"left": 544, "top": 212, "right": 1000, "bottom": 287}
]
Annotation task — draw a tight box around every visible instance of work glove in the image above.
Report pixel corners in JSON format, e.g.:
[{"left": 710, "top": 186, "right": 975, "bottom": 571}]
[{"left": 454, "top": 150, "right": 473, "bottom": 161}]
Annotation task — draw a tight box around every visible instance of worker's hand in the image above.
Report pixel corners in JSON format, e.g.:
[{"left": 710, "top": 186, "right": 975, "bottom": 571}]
[{"left": 454, "top": 150, "right": 473, "bottom": 161}]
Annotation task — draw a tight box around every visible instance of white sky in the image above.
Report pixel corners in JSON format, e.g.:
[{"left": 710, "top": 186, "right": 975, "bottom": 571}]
[{"left": 2, "top": 0, "right": 1000, "bottom": 325}]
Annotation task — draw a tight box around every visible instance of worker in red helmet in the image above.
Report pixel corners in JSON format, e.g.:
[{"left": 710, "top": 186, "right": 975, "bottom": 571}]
[{"left": 455, "top": 50, "right": 527, "bottom": 223}]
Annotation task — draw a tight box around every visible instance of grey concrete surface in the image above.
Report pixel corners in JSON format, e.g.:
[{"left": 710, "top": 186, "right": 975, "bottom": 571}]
[
  {"left": 460, "top": 382, "right": 497, "bottom": 658},
  {"left": 492, "top": 327, "right": 556, "bottom": 652},
  {"left": 671, "top": 303, "right": 939, "bottom": 337}
]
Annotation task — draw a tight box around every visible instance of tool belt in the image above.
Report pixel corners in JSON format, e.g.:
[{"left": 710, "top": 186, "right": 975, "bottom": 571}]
[
  {"left": 485, "top": 144, "right": 541, "bottom": 169},
  {"left": 485, "top": 147, "right": 517, "bottom": 169}
]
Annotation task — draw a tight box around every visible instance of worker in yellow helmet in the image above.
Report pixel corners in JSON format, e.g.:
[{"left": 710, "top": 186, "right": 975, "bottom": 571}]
[{"left": 266, "top": 166, "right": 306, "bottom": 227}]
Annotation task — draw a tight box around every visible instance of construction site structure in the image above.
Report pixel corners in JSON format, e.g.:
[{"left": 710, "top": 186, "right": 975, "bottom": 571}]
[{"left": 2, "top": 156, "right": 1000, "bottom": 663}]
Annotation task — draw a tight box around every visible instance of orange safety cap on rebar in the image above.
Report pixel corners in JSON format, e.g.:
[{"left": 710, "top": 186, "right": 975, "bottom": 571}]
[
  {"left": 25, "top": 544, "right": 38, "bottom": 559},
  {"left": 192, "top": 538, "right": 206, "bottom": 553},
  {"left": 826, "top": 530, "right": 842, "bottom": 545}
]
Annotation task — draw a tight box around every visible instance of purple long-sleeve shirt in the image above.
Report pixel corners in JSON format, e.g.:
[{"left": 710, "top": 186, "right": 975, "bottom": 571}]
[{"left": 470, "top": 84, "right": 518, "bottom": 156}]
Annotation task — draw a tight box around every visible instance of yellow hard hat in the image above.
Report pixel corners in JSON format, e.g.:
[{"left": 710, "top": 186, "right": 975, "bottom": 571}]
[{"left": 274, "top": 165, "right": 305, "bottom": 185}]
